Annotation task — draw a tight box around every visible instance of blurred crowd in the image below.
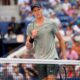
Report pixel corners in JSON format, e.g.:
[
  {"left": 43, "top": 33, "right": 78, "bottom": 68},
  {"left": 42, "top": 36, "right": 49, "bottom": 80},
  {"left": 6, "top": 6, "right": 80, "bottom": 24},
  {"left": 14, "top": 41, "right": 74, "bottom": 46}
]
[
  {"left": 17, "top": 0, "right": 80, "bottom": 60},
  {"left": 0, "top": 0, "right": 80, "bottom": 59},
  {"left": 0, "top": 0, "right": 80, "bottom": 60},
  {"left": 0, "top": 0, "right": 80, "bottom": 79},
  {"left": 0, "top": 63, "right": 80, "bottom": 80},
  {"left": 0, "top": 63, "right": 38, "bottom": 80}
]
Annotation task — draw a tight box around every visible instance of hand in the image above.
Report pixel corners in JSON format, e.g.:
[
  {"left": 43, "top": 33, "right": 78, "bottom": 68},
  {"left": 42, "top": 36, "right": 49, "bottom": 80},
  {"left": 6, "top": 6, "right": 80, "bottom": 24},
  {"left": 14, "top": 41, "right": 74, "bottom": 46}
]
[
  {"left": 63, "top": 55, "right": 67, "bottom": 60},
  {"left": 26, "top": 42, "right": 33, "bottom": 49},
  {"left": 31, "top": 29, "right": 38, "bottom": 38},
  {"left": 60, "top": 53, "right": 67, "bottom": 60}
]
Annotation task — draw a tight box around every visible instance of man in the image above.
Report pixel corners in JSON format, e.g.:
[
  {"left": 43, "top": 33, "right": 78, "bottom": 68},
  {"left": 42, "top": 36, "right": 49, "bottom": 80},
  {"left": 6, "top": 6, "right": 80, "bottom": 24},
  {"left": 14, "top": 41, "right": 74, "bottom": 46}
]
[
  {"left": 4, "top": 17, "right": 17, "bottom": 39},
  {"left": 26, "top": 3, "right": 66, "bottom": 80},
  {"left": 8, "top": 17, "right": 16, "bottom": 33}
]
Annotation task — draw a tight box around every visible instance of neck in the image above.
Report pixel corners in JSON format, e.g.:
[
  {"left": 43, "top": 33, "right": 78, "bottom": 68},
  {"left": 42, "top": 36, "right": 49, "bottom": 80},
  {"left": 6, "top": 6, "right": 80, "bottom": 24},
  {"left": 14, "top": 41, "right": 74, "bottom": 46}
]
[{"left": 36, "top": 16, "right": 45, "bottom": 24}]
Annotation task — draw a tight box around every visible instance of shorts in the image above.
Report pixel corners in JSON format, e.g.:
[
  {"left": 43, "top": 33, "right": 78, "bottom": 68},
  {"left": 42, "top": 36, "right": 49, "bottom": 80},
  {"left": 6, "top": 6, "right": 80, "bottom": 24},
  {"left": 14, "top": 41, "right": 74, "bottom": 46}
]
[{"left": 36, "top": 64, "right": 59, "bottom": 80}]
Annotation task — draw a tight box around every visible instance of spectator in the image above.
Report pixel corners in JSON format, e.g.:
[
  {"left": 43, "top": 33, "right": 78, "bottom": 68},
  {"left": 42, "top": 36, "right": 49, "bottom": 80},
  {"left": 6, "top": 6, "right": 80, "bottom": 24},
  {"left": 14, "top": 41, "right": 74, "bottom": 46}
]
[
  {"left": 1, "top": 68, "right": 13, "bottom": 80},
  {"left": 65, "top": 25, "right": 73, "bottom": 36},
  {"left": 2, "top": 63, "right": 13, "bottom": 74},
  {"left": 8, "top": 17, "right": 17, "bottom": 33},
  {"left": 72, "top": 20, "right": 80, "bottom": 34},
  {"left": 31, "top": 0, "right": 37, "bottom": 4},
  {"left": 76, "top": 0, "right": 80, "bottom": 7},
  {"left": 66, "top": 6, "right": 75, "bottom": 17},
  {"left": 15, "top": 22, "right": 25, "bottom": 34},
  {"left": 12, "top": 64, "right": 24, "bottom": 80},
  {"left": 77, "top": 6, "right": 80, "bottom": 17},
  {"left": 65, "top": 41, "right": 79, "bottom": 60},
  {"left": 24, "top": 68, "right": 33, "bottom": 80},
  {"left": 70, "top": 12, "right": 78, "bottom": 25},
  {"left": 75, "top": 65, "right": 80, "bottom": 77},
  {"left": 24, "top": 64, "right": 38, "bottom": 80},
  {"left": 48, "top": 0, "right": 61, "bottom": 9},
  {"left": 20, "top": 1, "right": 31, "bottom": 21},
  {"left": 67, "top": 65, "right": 75, "bottom": 78},
  {"left": 4, "top": 17, "right": 17, "bottom": 40},
  {"left": 72, "top": 39, "right": 80, "bottom": 59},
  {"left": 61, "top": 0, "right": 71, "bottom": 13},
  {"left": 19, "top": 63, "right": 26, "bottom": 76}
]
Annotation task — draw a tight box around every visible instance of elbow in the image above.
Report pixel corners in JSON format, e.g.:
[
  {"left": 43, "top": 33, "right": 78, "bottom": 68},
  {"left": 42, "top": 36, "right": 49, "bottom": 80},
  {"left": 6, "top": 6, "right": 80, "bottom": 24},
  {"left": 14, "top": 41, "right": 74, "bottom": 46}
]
[{"left": 26, "top": 45, "right": 32, "bottom": 50}]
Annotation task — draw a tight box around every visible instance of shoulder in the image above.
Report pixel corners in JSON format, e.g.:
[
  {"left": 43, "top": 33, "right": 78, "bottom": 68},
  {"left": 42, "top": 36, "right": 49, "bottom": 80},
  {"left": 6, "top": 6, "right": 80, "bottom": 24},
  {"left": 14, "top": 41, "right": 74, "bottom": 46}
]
[
  {"left": 28, "top": 22, "right": 34, "bottom": 27},
  {"left": 27, "top": 21, "right": 34, "bottom": 30},
  {"left": 49, "top": 19, "right": 58, "bottom": 28},
  {"left": 45, "top": 18, "right": 52, "bottom": 23},
  {"left": 45, "top": 18, "right": 57, "bottom": 25}
]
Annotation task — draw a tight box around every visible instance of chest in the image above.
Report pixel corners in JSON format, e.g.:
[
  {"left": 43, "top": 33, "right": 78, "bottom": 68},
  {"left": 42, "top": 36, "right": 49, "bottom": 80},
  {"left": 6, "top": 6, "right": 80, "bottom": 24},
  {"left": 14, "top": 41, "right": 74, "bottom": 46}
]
[{"left": 34, "top": 23, "right": 53, "bottom": 36}]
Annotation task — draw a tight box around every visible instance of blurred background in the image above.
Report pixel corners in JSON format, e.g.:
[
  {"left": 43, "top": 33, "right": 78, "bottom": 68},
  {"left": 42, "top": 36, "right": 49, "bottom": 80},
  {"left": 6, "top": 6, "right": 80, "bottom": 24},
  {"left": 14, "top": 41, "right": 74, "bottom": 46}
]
[
  {"left": 0, "top": 63, "right": 80, "bottom": 80},
  {"left": 0, "top": 0, "right": 80, "bottom": 80},
  {"left": 0, "top": 0, "right": 80, "bottom": 59}
]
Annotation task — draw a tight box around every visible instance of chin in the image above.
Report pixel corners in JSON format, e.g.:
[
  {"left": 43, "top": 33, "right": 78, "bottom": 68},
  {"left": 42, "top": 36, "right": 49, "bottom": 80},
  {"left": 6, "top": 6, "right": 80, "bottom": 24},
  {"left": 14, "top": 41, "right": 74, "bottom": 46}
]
[{"left": 37, "top": 16, "right": 42, "bottom": 19}]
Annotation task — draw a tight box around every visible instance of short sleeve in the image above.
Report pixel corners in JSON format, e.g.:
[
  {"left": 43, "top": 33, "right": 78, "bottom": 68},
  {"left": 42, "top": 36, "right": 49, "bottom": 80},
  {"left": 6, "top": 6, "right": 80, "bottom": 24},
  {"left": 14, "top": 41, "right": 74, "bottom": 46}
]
[
  {"left": 27, "top": 24, "right": 32, "bottom": 36},
  {"left": 52, "top": 22, "right": 59, "bottom": 34}
]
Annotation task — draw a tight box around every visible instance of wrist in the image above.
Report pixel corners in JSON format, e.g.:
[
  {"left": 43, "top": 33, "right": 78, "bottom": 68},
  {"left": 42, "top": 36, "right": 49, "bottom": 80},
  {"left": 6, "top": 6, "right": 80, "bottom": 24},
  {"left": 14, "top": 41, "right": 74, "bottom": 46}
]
[
  {"left": 63, "top": 55, "right": 67, "bottom": 60},
  {"left": 29, "top": 36, "right": 34, "bottom": 43},
  {"left": 31, "top": 35, "right": 34, "bottom": 38}
]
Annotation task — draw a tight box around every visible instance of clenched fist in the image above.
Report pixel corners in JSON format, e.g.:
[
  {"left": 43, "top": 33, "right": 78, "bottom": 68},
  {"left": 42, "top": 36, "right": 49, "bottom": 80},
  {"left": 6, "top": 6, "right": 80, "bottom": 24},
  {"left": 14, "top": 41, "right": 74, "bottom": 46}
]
[
  {"left": 31, "top": 29, "right": 38, "bottom": 38},
  {"left": 26, "top": 41, "right": 33, "bottom": 49}
]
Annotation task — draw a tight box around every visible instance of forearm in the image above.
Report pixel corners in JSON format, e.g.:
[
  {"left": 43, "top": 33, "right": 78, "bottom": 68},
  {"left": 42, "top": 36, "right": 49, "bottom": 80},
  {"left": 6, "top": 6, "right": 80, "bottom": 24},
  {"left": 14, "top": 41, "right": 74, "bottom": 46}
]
[
  {"left": 56, "top": 31, "right": 66, "bottom": 59},
  {"left": 26, "top": 41, "right": 33, "bottom": 49},
  {"left": 59, "top": 39, "right": 66, "bottom": 59},
  {"left": 26, "top": 36, "right": 33, "bottom": 49}
]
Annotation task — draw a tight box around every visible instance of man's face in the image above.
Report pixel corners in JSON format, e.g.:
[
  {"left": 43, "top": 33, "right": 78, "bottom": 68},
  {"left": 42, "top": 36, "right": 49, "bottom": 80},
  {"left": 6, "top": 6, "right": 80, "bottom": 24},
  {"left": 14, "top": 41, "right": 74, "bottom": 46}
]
[{"left": 32, "top": 7, "right": 43, "bottom": 19}]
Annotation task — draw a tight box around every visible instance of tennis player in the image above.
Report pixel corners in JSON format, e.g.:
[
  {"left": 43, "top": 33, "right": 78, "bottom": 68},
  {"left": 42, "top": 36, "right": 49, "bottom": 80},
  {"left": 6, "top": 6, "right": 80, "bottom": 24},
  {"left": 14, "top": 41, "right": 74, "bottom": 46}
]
[{"left": 26, "top": 3, "right": 66, "bottom": 80}]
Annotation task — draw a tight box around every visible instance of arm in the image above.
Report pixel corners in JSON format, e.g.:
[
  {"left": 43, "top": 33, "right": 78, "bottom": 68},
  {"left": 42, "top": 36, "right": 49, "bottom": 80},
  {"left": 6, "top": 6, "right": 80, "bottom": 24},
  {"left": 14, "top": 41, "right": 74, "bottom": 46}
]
[
  {"left": 26, "top": 36, "right": 33, "bottom": 50},
  {"left": 56, "top": 31, "right": 66, "bottom": 59},
  {"left": 26, "top": 23, "right": 34, "bottom": 50},
  {"left": 51, "top": 21, "right": 66, "bottom": 59},
  {"left": 26, "top": 27, "right": 38, "bottom": 50}
]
